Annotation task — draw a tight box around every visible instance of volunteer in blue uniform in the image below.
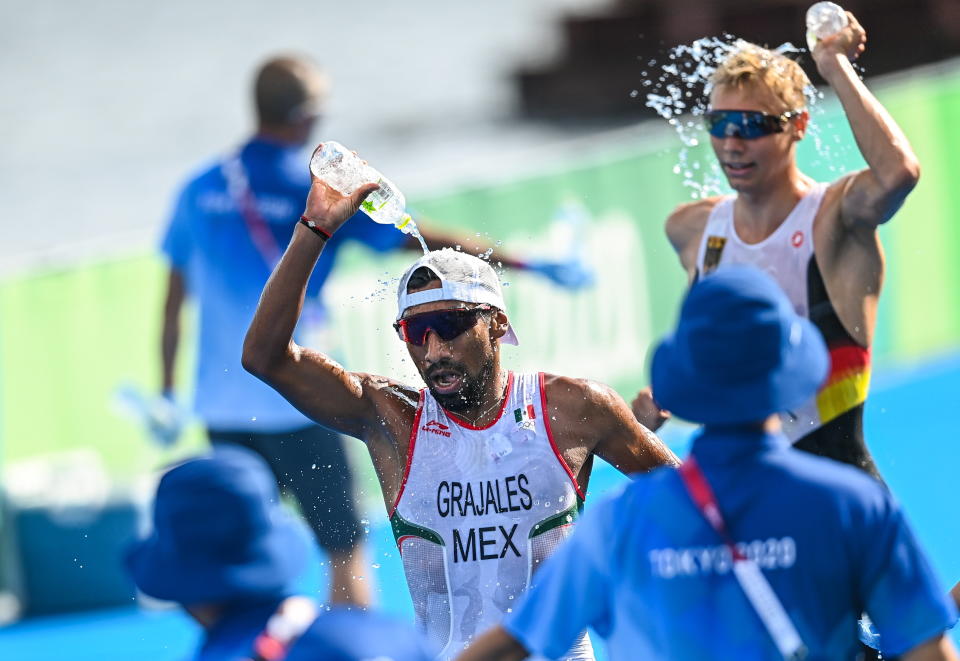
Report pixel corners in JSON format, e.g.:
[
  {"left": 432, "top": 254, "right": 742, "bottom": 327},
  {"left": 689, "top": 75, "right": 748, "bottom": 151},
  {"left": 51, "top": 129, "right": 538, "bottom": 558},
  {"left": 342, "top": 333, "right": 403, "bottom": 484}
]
[
  {"left": 458, "top": 266, "right": 958, "bottom": 661},
  {"left": 126, "top": 445, "right": 432, "bottom": 661},
  {"left": 158, "top": 55, "right": 591, "bottom": 605}
]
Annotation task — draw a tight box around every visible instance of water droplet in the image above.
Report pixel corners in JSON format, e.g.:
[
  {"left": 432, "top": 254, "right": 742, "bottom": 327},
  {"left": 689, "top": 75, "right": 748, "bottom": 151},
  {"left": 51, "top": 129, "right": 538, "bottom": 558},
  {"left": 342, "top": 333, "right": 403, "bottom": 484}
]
[{"left": 372, "top": 563, "right": 381, "bottom": 569}]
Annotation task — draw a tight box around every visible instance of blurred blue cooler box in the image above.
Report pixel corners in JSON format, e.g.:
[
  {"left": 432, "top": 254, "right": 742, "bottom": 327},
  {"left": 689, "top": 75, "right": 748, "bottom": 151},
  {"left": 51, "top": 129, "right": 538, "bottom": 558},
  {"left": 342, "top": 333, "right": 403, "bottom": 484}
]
[{"left": 13, "top": 498, "right": 140, "bottom": 616}]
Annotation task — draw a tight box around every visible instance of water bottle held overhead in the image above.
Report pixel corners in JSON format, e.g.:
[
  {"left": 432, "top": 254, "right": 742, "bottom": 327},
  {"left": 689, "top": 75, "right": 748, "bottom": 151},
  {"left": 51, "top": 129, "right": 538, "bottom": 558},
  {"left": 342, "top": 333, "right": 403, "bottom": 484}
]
[
  {"left": 806, "top": 2, "right": 848, "bottom": 52},
  {"left": 309, "top": 141, "right": 423, "bottom": 246},
  {"left": 309, "top": 141, "right": 370, "bottom": 195}
]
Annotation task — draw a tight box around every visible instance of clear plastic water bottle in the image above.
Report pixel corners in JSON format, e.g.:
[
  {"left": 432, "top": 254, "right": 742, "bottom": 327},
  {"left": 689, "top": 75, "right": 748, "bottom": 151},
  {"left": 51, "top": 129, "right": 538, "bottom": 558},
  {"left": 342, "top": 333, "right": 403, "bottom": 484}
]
[
  {"left": 806, "top": 2, "right": 849, "bottom": 52},
  {"left": 309, "top": 141, "right": 419, "bottom": 238}
]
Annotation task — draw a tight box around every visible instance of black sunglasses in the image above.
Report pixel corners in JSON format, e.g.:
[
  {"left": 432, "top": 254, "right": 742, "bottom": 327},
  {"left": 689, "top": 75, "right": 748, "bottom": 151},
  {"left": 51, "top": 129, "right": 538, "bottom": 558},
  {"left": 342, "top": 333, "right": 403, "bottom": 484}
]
[
  {"left": 704, "top": 109, "right": 799, "bottom": 140},
  {"left": 393, "top": 306, "right": 493, "bottom": 346}
]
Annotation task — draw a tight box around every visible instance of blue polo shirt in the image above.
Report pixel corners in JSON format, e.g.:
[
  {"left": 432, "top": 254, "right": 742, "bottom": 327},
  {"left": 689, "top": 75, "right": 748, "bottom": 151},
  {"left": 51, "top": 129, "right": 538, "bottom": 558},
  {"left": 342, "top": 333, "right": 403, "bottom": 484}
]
[
  {"left": 161, "top": 137, "right": 407, "bottom": 431},
  {"left": 195, "top": 596, "right": 286, "bottom": 661},
  {"left": 505, "top": 430, "right": 957, "bottom": 660}
]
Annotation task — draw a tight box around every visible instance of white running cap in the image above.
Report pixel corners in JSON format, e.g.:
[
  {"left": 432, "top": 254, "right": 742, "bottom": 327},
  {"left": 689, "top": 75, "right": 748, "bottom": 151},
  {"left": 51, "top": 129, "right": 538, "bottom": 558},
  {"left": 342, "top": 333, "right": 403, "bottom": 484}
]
[{"left": 396, "top": 249, "right": 519, "bottom": 346}]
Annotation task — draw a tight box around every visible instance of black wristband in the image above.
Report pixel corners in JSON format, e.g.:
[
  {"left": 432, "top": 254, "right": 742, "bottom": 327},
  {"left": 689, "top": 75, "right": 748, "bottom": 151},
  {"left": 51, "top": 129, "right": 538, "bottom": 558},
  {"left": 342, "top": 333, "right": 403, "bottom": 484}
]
[{"left": 299, "top": 215, "right": 333, "bottom": 240}]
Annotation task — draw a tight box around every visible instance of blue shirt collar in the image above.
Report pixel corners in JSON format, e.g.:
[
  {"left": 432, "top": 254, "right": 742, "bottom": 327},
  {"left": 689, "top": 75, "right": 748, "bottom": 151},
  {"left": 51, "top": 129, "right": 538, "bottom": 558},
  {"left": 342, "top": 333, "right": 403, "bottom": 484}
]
[{"left": 690, "top": 427, "right": 791, "bottom": 465}]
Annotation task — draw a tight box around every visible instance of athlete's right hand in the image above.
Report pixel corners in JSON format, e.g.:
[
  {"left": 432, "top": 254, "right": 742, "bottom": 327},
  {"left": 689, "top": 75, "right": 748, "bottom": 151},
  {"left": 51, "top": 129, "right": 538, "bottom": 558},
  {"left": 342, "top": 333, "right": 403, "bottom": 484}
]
[
  {"left": 302, "top": 144, "right": 380, "bottom": 237},
  {"left": 812, "top": 11, "right": 866, "bottom": 66},
  {"left": 631, "top": 387, "right": 670, "bottom": 432}
]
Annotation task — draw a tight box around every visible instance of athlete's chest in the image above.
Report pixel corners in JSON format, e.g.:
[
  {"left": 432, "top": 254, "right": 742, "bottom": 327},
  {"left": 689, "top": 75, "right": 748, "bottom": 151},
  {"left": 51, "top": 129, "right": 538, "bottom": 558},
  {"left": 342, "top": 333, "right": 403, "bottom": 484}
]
[
  {"left": 396, "top": 374, "right": 581, "bottom": 533},
  {"left": 402, "top": 420, "right": 576, "bottom": 517}
]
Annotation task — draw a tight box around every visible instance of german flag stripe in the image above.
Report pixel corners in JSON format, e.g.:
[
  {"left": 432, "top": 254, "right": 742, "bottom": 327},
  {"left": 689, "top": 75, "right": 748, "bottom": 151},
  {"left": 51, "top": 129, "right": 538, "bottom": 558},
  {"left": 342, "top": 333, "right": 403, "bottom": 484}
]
[
  {"left": 824, "top": 344, "right": 870, "bottom": 386},
  {"left": 816, "top": 343, "right": 871, "bottom": 423}
]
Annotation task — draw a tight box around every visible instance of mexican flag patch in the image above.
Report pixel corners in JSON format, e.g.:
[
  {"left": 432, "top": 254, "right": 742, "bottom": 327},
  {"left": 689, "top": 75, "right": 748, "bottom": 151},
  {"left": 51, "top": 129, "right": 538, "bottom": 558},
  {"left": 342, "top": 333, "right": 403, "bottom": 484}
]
[{"left": 514, "top": 404, "right": 536, "bottom": 423}]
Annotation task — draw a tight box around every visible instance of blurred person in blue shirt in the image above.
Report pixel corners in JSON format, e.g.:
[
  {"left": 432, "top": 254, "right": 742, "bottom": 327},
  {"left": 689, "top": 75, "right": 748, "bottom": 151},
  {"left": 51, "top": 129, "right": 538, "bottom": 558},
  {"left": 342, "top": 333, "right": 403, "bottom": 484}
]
[
  {"left": 126, "top": 445, "right": 433, "bottom": 661},
  {"left": 458, "top": 265, "right": 958, "bottom": 661},
  {"left": 158, "top": 55, "right": 592, "bottom": 606}
]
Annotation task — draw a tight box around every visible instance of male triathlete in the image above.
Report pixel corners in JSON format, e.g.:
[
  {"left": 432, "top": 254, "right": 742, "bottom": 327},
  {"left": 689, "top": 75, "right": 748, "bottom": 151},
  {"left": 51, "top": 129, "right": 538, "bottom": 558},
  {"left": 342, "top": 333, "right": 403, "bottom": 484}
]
[
  {"left": 159, "top": 55, "right": 593, "bottom": 607},
  {"left": 242, "top": 164, "right": 678, "bottom": 659},
  {"left": 637, "top": 13, "right": 920, "bottom": 480}
]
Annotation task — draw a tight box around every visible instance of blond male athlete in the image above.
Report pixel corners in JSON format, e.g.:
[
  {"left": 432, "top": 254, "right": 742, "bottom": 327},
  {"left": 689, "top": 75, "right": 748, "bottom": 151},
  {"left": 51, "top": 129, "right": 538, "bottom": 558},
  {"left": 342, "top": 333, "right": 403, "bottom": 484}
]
[
  {"left": 635, "top": 12, "right": 920, "bottom": 481},
  {"left": 242, "top": 156, "right": 678, "bottom": 659}
]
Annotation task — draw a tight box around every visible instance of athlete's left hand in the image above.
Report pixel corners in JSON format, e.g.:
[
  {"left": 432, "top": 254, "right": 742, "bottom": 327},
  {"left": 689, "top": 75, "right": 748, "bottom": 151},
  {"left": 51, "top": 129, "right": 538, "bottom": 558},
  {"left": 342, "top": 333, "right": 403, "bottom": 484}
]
[
  {"left": 524, "top": 257, "right": 595, "bottom": 290},
  {"left": 303, "top": 144, "right": 380, "bottom": 237},
  {"left": 631, "top": 387, "right": 670, "bottom": 432},
  {"left": 812, "top": 11, "right": 866, "bottom": 66}
]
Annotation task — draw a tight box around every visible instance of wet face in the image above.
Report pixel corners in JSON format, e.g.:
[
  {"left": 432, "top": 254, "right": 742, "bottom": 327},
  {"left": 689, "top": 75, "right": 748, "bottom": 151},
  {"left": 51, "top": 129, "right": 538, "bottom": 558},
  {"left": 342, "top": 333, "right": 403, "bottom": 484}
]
[
  {"left": 708, "top": 84, "right": 806, "bottom": 194},
  {"left": 399, "top": 290, "right": 507, "bottom": 414}
]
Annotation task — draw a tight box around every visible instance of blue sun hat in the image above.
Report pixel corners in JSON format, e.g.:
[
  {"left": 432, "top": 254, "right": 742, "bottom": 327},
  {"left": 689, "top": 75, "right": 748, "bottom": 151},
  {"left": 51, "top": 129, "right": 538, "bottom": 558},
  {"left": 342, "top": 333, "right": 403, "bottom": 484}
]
[
  {"left": 126, "top": 445, "right": 310, "bottom": 605},
  {"left": 651, "top": 265, "right": 829, "bottom": 426}
]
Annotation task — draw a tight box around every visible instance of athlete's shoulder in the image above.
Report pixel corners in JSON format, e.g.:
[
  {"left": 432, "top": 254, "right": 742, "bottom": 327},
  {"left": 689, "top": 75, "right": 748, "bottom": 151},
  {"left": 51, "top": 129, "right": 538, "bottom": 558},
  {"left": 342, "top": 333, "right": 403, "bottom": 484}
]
[
  {"left": 818, "top": 176, "right": 849, "bottom": 207},
  {"left": 540, "top": 373, "right": 625, "bottom": 421},
  {"left": 358, "top": 373, "right": 421, "bottom": 409},
  {"left": 541, "top": 373, "right": 613, "bottom": 401},
  {"left": 665, "top": 197, "right": 723, "bottom": 250}
]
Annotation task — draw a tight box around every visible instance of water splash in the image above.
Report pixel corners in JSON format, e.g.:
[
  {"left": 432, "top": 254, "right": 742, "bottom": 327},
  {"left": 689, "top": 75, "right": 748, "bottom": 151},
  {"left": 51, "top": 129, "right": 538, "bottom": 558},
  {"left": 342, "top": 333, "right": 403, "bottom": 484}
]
[
  {"left": 412, "top": 228, "right": 429, "bottom": 254},
  {"left": 356, "top": 270, "right": 403, "bottom": 305},
  {"left": 643, "top": 35, "right": 841, "bottom": 198}
]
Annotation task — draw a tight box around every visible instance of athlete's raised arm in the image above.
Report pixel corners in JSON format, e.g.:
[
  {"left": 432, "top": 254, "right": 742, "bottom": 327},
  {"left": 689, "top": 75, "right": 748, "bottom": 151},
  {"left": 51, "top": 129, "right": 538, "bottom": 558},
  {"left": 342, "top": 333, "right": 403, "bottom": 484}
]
[
  {"left": 815, "top": 12, "right": 921, "bottom": 229},
  {"left": 242, "top": 164, "right": 400, "bottom": 440}
]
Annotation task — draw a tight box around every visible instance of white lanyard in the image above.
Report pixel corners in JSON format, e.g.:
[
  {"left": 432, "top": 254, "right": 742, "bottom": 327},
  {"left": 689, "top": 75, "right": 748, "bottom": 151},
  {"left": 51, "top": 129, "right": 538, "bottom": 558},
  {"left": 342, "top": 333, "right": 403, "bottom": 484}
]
[{"left": 680, "top": 457, "right": 807, "bottom": 660}]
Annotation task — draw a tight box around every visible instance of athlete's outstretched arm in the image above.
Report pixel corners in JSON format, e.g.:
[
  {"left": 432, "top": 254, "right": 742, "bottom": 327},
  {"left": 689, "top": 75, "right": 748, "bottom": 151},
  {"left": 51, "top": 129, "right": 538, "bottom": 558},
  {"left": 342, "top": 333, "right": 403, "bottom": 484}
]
[
  {"left": 902, "top": 634, "right": 960, "bottom": 661},
  {"left": 814, "top": 13, "right": 920, "bottom": 229},
  {"left": 546, "top": 375, "right": 679, "bottom": 475},
  {"left": 242, "top": 170, "right": 389, "bottom": 439},
  {"left": 455, "top": 626, "right": 529, "bottom": 661},
  {"left": 589, "top": 382, "right": 680, "bottom": 473}
]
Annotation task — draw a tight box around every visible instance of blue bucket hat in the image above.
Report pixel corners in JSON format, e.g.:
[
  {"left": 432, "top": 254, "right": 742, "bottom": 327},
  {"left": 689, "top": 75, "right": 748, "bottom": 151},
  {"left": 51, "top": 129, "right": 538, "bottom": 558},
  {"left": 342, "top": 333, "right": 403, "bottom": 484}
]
[
  {"left": 651, "top": 265, "right": 829, "bottom": 426},
  {"left": 126, "top": 446, "right": 309, "bottom": 605}
]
